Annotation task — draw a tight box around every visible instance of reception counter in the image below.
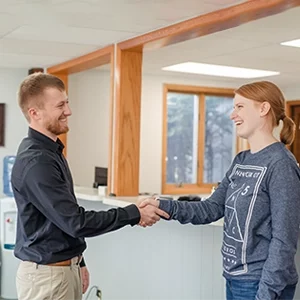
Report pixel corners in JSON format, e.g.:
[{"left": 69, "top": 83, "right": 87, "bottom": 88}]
[
  {"left": 75, "top": 186, "right": 225, "bottom": 300},
  {"left": 74, "top": 185, "right": 224, "bottom": 227}
]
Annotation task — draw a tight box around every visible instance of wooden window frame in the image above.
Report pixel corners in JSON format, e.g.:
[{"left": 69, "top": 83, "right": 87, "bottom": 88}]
[
  {"left": 286, "top": 100, "right": 300, "bottom": 151},
  {"left": 162, "top": 84, "right": 235, "bottom": 195},
  {"left": 286, "top": 100, "right": 300, "bottom": 118}
]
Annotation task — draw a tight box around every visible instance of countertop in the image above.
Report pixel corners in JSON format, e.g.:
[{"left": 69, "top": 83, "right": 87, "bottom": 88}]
[{"left": 74, "top": 185, "right": 223, "bottom": 226}]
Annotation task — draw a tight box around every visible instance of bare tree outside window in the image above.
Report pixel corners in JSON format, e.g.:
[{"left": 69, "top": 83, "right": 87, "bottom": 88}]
[
  {"left": 165, "top": 89, "right": 234, "bottom": 191},
  {"left": 166, "top": 93, "right": 198, "bottom": 185},
  {"left": 204, "top": 96, "right": 233, "bottom": 183}
]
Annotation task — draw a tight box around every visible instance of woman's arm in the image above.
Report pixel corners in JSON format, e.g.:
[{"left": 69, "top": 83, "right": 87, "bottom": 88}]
[
  {"left": 256, "top": 158, "right": 300, "bottom": 300},
  {"left": 157, "top": 169, "right": 232, "bottom": 225}
]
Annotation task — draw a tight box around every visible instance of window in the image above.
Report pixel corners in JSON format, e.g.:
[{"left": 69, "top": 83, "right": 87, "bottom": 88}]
[{"left": 162, "top": 84, "right": 235, "bottom": 195}]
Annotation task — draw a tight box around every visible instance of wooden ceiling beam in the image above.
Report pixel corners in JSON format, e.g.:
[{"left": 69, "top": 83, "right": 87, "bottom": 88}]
[
  {"left": 47, "top": 45, "right": 114, "bottom": 74},
  {"left": 118, "top": 0, "right": 300, "bottom": 51}
]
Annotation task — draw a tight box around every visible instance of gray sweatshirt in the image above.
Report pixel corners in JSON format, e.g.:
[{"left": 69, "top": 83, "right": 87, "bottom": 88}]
[{"left": 159, "top": 142, "right": 300, "bottom": 300}]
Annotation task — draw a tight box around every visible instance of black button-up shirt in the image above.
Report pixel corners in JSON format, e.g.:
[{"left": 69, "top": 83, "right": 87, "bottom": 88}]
[{"left": 11, "top": 128, "right": 140, "bottom": 264}]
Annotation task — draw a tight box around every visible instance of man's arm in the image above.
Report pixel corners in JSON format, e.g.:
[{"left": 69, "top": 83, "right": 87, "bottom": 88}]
[
  {"left": 256, "top": 159, "right": 300, "bottom": 300},
  {"left": 21, "top": 162, "right": 168, "bottom": 237}
]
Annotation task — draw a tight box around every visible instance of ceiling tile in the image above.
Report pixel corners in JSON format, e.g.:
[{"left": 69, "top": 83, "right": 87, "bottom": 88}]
[
  {"left": 0, "top": 38, "right": 99, "bottom": 58},
  {"left": 215, "top": 45, "right": 300, "bottom": 66},
  {"left": 50, "top": 0, "right": 246, "bottom": 30},
  {"left": 5, "top": 25, "right": 137, "bottom": 45},
  {"left": 204, "top": 0, "right": 245, "bottom": 6},
  {"left": 0, "top": 53, "right": 69, "bottom": 69},
  {"left": 188, "top": 52, "right": 300, "bottom": 73},
  {"left": 217, "top": 7, "right": 300, "bottom": 43},
  {"left": 58, "top": 13, "right": 166, "bottom": 33},
  {"left": 143, "top": 34, "right": 268, "bottom": 67},
  {"left": 0, "top": 13, "right": 21, "bottom": 37},
  {"left": 52, "top": 0, "right": 133, "bottom": 14}
]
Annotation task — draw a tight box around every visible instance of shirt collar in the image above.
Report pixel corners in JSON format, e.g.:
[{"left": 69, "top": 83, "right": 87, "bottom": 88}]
[{"left": 28, "top": 127, "right": 65, "bottom": 153}]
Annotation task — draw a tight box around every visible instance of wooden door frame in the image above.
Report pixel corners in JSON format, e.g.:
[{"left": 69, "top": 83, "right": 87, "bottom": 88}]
[
  {"left": 286, "top": 100, "right": 300, "bottom": 118},
  {"left": 286, "top": 100, "right": 300, "bottom": 151}
]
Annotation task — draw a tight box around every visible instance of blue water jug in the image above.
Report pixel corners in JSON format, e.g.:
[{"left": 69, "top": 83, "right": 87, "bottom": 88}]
[{"left": 3, "top": 156, "right": 16, "bottom": 197}]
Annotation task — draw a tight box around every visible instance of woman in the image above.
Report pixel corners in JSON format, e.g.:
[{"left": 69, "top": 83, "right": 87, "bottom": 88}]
[{"left": 141, "top": 81, "right": 300, "bottom": 300}]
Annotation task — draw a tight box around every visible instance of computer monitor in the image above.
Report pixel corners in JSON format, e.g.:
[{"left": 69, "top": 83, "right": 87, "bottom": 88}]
[{"left": 93, "top": 167, "right": 108, "bottom": 187}]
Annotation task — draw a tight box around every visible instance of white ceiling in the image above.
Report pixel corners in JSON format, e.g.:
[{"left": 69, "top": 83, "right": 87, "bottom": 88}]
[
  {"left": 0, "top": 0, "right": 244, "bottom": 68},
  {"left": 142, "top": 6, "right": 300, "bottom": 89},
  {"left": 1, "top": 0, "right": 299, "bottom": 89}
]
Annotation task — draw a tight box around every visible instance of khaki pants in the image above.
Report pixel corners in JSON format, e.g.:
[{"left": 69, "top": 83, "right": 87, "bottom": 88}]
[{"left": 16, "top": 260, "right": 82, "bottom": 300}]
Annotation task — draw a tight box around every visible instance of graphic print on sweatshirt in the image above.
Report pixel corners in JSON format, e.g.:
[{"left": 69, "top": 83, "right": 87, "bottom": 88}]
[{"left": 222, "top": 164, "right": 266, "bottom": 275}]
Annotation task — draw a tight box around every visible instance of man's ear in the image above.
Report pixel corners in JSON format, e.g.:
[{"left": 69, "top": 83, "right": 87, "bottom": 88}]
[
  {"left": 28, "top": 107, "right": 41, "bottom": 121},
  {"left": 260, "top": 102, "right": 271, "bottom": 117}
]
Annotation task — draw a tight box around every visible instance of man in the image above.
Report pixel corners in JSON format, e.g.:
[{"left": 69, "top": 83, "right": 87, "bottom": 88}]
[{"left": 11, "top": 73, "right": 168, "bottom": 300}]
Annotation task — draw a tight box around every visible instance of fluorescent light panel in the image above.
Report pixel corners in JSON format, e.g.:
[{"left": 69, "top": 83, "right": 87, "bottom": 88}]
[
  {"left": 162, "top": 62, "right": 279, "bottom": 79},
  {"left": 281, "top": 39, "right": 300, "bottom": 48}
]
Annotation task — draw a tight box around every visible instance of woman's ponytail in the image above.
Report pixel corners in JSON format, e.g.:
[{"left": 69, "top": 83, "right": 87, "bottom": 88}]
[{"left": 280, "top": 116, "right": 296, "bottom": 146}]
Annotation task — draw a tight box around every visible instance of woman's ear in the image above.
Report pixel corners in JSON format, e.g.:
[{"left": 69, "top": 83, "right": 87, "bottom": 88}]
[{"left": 260, "top": 102, "right": 271, "bottom": 117}]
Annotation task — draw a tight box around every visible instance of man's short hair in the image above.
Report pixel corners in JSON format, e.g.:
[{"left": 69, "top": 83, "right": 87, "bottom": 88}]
[{"left": 18, "top": 73, "right": 65, "bottom": 122}]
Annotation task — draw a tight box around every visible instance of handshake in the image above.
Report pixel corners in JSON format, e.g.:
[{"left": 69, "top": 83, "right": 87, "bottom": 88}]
[{"left": 136, "top": 197, "right": 170, "bottom": 228}]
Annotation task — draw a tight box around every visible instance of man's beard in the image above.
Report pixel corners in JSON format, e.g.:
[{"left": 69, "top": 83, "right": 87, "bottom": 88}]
[{"left": 46, "top": 118, "right": 69, "bottom": 136}]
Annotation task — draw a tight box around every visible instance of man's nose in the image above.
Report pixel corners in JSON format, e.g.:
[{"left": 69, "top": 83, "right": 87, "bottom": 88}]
[{"left": 64, "top": 104, "right": 72, "bottom": 116}]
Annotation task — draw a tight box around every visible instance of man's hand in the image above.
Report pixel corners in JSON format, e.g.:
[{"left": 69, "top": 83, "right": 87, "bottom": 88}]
[
  {"left": 139, "top": 197, "right": 159, "bottom": 209},
  {"left": 80, "top": 266, "right": 90, "bottom": 294},
  {"left": 137, "top": 197, "right": 169, "bottom": 227}
]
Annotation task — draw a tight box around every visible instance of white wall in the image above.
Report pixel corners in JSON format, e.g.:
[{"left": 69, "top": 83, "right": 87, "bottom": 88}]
[
  {"left": 68, "top": 70, "right": 111, "bottom": 188},
  {"left": 67, "top": 70, "right": 240, "bottom": 193},
  {"left": 0, "top": 68, "right": 28, "bottom": 196},
  {"left": 284, "top": 86, "right": 300, "bottom": 100}
]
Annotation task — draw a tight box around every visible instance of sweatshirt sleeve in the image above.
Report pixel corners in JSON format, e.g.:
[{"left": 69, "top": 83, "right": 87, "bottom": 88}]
[
  {"left": 22, "top": 162, "right": 141, "bottom": 238},
  {"left": 159, "top": 162, "right": 234, "bottom": 224},
  {"left": 256, "top": 158, "right": 300, "bottom": 300}
]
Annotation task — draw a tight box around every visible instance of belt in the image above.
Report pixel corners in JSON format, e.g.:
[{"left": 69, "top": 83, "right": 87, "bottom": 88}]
[{"left": 47, "top": 255, "right": 82, "bottom": 267}]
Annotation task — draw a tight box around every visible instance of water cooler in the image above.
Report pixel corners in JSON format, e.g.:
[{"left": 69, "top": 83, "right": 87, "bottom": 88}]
[
  {"left": 0, "top": 156, "right": 19, "bottom": 300},
  {"left": 0, "top": 198, "right": 18, "bottom": 299}
]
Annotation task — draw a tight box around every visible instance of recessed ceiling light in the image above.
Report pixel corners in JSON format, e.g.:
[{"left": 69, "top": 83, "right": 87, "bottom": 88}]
[
  {"left": 162, "top": 62, "right": 279, "bottom": 79},
  {"left": 281, "top": 39, "right": 300, "bottom": 48}
]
